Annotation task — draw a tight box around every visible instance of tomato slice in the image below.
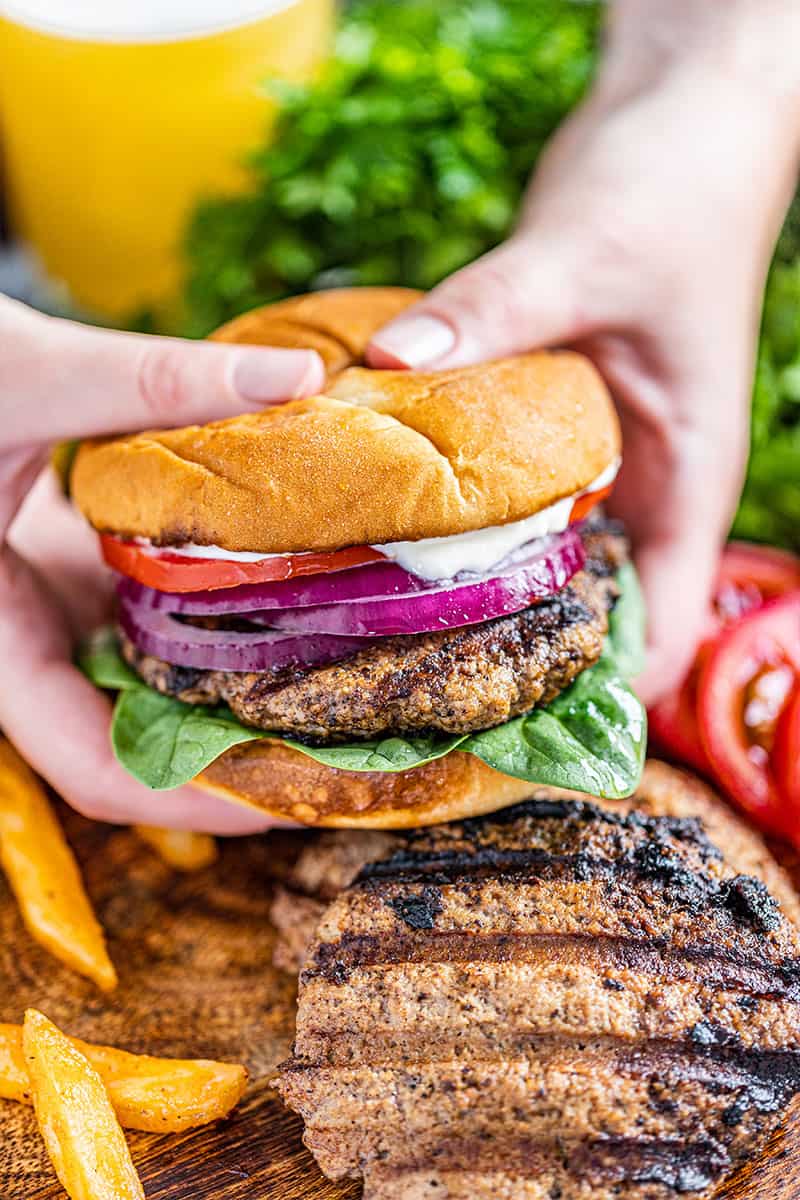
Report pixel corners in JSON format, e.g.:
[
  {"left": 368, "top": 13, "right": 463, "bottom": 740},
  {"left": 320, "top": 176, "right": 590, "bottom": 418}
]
[
  {"left": 648, "top": 651, "right": 712, "bottom": 775},
  {"left": 715, "top": 541, "right": 800, "bottom": 621},
  {"left": 697, "top": 593, "right": 800, "bottom": 836},
  {"left": 773, "top": 689, "right": 800, "bottom": 811},
  {"left": 99, "top": 535, "right": 386, "bottom": 593},
  {"left": 569, "top": 483, "right": 613, "bottom": 525},
  {"left": 647, "top": 542, "right": 800, "bottom": 775}
]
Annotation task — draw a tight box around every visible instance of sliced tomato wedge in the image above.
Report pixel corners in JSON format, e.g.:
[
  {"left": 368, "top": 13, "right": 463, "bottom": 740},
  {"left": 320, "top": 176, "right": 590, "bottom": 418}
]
[
  {"left": 715, "top": 541, "right": 800, "bottom": 621},
  {"left": 647, "top": 542, "right": 800, "bottom": 775},
  {"left": 773, "top": 689, "right": 800, "bottom": 811},
  {"left": 697, "top": 593, "right": 800, "bottom": 836},
  {"left": 100, "top": 535, "right": 386, "bottom": 593},
  {"left": 648, "top": 653, "right": 711, "bottom": 775},
  {"left": 569, "top": 483, "right": 613, "bottom": 525}
]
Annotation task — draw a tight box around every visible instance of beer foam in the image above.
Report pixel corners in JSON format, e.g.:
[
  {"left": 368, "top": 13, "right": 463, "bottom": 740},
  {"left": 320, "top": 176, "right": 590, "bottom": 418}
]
[{"left": 0, "top": 0, "right": 294, "bottom": 40}]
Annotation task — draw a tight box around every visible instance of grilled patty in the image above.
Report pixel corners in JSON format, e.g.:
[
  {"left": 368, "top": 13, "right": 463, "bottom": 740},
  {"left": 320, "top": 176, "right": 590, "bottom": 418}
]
[
  {"left": 275, "top": 762, "right": 800, "bottom": 1199},
  {"left": 119, "top": 526, "right": 625, "bottom": 742}
]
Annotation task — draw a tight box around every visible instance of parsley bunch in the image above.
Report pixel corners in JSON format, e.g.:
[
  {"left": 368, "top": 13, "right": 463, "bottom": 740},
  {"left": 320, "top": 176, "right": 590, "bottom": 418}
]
[
  {"left": 182, "top": 0, "right": 601, "bottom": 335},
  {"left": 733, "top": 231, "right": 800, "bottom": 551}
]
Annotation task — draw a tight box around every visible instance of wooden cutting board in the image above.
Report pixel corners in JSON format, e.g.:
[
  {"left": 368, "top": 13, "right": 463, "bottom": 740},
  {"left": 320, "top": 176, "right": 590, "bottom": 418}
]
[{"left": 0, "top": 805, "right": 797, "bottom": 1199}]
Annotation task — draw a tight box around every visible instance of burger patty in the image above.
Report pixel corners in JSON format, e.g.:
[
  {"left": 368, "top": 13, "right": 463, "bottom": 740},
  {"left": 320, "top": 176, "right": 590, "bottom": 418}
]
[
  {"left": 119, "top": 527, "right": 626, "bottom": 742},
  {"left": 276, "top": 761, "right": 800, "bottom": 1198}
]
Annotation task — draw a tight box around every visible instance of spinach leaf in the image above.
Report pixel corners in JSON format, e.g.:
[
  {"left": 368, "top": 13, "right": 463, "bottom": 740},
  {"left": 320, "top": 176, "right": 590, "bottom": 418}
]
[
  {"left": 605, "top": 559, "right": 646, "bottom": 680},
  {"left": 77, "top": 628, "right": 142, "bottom": 691},
  {"left": 279, "top": 733, "right": 466, "bottom": 773},
  {"left": 112, "top": 689, "right": 264, "bottom": 791},
  {"left": 462, "top": 659, "right": 646, "bottom": 799}
]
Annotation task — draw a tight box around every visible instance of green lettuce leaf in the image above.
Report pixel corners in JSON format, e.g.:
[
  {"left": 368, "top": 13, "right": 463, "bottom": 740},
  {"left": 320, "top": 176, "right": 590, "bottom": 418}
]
[
  {"left": 462, "top": 659, "right": 645, "bottom": 798},
  {"left": 79, "top": 566, "right": 646, "bottom": 797},
  {"left": 77, "top": 627, "right": 142, "bottom": 691},
  {"left": 603, "top": 559, "right": 646, "bottom": 679},
  {"left": 111, "top": 690, "right": 265, "bottom": 791}
]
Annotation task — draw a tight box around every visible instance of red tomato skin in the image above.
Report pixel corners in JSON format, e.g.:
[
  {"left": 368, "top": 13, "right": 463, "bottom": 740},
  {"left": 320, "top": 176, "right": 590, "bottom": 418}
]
[
  {"left": 569, "top": 484, "right": 613, "bottom": 524},
  {"left": 697, "top": 592, "right": 800, "bottom": 838},
  {"left": 715, "top": 542, "right": 800, "bottom": 622},
  {"left": 774, "top": 690, "right": 800, "bottom": 811},
  {"left": 647, "top": 542, "right": 800, "bottom": 781},
  {"left": 648, "top": 657, "right": 712, "bottom": 776},
  {"left": 99, "top": 535, "right": 384, "bottom": 593}
]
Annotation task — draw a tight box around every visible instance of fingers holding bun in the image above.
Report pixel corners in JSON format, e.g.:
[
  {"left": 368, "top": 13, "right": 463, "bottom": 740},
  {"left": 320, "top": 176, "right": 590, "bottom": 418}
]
[{"left": 71, "top": 287, "right": 620, "bottom": 554}]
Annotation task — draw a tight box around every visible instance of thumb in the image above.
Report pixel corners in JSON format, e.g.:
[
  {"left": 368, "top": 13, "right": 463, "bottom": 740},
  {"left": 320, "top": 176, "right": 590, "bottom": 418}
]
[
  {"left": 366, "top": 231, "right": 584, "bottom": 369},
  {"left": 2, "top": 297, "right": 325, "bottom": 446}
]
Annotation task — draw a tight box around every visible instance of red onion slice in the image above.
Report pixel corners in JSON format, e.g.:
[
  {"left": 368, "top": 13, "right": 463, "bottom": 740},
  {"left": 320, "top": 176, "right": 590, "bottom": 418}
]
[
  {"left": 246, "top": 531, "right": 584, "bottom": 638},
  {"left": 116, "top": 528, "right": 585, "bottom": 623},
  {"left": 118, "top": 600, "right": 372, "bottom": 672}
]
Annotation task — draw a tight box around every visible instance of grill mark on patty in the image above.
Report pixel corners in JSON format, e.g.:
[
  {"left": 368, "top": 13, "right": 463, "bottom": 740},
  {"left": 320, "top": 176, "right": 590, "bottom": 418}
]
[
  {"left": 286, "top": 1035, "right": 800, "bottom": 1102},
  {"left": 365, "top": 797, "right": 724, "bottom": 863},
  {"left": 352, "top": 850, "right": 780, "bottom": 932},
  {"left": 407, "top": 1137, "right": 731, "bottom": 1193},
  {"left": 305, "top": 929, "right": 799, "bottom": 996},
  {"left": 119, "top": 525, "right": 625, "bottom": 740}
]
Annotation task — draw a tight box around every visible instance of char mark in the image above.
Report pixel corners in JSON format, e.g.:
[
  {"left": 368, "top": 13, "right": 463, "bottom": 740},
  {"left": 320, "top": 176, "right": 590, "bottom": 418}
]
[
  {"left": 356, "top": 846, "right": 780, "bottom": 934},
  {"left": 307, "top": 929, "right": 800, "bottom": 998},
  {"left": 369, "top": 1134, "right": 729, "bottom": 1194}
]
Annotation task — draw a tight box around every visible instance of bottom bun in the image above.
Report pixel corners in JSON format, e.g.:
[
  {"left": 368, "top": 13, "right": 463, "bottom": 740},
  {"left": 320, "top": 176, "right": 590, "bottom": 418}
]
[{"left": 195, "top": 741, "right": 536, "bottom": 829}]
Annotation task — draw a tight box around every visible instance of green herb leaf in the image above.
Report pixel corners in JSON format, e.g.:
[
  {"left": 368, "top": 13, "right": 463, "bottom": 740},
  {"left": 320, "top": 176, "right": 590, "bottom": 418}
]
[
  {"left": 77, "top": 628, "right": 142, "bottom": 691},
  {"left": 463, "top": 659, "right": 646, "bottom": 799},
  {"left": 179, "top": 0, "right": 602, "bottom": 337},
  {"left": 111, "top": 690, "right": 264, "bottom": 791},
  {"left": 278, "top": 732, "right": 467, "bottom": 772}
]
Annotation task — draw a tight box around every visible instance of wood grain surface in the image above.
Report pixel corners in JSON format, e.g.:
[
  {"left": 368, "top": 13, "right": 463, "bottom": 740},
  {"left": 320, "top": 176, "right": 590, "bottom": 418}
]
[{"left": 0, "top": 804, "right": 798, "bottom": 1199}]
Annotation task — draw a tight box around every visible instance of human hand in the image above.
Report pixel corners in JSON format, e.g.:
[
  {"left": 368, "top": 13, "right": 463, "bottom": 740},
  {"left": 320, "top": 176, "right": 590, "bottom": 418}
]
[
  {"left": 367, "top": 1, "right": 800, "bottom": 705},
  {"left": 0, "top": 296, "right": 323, "bottom": 830}
]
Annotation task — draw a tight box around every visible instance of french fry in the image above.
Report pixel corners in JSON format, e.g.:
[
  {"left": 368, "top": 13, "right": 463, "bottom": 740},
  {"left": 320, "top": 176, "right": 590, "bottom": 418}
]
[
  {"left": 23, "top": 1009, "right": 145, "bottom": 1200},
  {"left": 135, "top": 824, "right": 218, "bottom": 871},
  {"left": 0, "top": 739, "right": 117, "bottom": 991},
  {"left": 0, "top": 1021, "right": 248, "bottom": 1132}
]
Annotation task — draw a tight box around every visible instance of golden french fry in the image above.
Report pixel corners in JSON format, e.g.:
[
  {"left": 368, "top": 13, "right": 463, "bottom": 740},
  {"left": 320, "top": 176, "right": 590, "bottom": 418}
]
[
  {"left": 23, "top": 1009, "right": 145, "bottom": 1200},
  {"left": 135, "top": 824, "right": 218, "bottom": 871},
  {"left": 0, "top": 1021, "right": 31, "bottom": 1102},
  {"left": 0, "top": 1021, "right": 248, "bottom": 1132},
  {"left": 0, "top": 739, "right": 117, "bottom": 991}
]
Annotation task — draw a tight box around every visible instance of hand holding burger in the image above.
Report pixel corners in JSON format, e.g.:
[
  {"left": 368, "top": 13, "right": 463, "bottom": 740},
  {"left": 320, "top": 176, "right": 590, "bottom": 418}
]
[
  {"left": 0, "top": 294, "right": 324, "bottom": 831},
  {"left": 368, "top": 0, "right": 800, "bottom": 706}
]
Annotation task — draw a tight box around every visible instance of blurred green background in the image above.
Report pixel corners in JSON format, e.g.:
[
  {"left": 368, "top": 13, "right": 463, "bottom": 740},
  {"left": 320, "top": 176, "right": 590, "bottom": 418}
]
[{"left": 179, "top": 0, "right": 799, "bottom": 550}]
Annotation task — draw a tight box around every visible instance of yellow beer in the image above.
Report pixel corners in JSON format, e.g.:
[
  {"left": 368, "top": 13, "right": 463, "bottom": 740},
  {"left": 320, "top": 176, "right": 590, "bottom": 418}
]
[{"left": 0, "top": 1, "right": 333, "bottom": 320}]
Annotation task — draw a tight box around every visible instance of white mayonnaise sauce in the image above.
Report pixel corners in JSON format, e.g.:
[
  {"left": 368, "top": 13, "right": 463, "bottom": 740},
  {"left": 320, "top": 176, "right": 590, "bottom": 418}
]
[
  {"left": 374, "top": 458, "right": 620, "bottom": 580},
  {"left": 137, "top": 458, "right": 620, "bottom": 581}
]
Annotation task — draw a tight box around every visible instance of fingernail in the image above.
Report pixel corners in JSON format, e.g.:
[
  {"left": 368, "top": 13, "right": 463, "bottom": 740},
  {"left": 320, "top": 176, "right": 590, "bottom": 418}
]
[
  {"left": 370, "top": 314, "right": 457, "bottom": 369},
  {"left": 233, "top": 349, "right": 324, "bottom": 405}
]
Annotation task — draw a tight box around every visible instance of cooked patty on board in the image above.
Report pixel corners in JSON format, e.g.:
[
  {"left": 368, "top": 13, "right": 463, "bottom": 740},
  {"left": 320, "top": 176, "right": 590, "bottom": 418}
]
[
  {"left": 275, "top": 762, "right": 800, "bottom": 1200},
  {"left": 120, "top": 526, "right": 625, "bottom": 742}
]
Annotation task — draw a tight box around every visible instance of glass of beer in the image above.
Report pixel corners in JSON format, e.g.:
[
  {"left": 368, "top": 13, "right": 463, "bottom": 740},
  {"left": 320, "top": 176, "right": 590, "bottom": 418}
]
[{"left": 0, "top": 1, "right": 333, "bottom": 321}]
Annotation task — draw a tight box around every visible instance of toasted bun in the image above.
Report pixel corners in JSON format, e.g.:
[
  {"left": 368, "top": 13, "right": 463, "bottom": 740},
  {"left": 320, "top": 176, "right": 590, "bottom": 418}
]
[
  {"left": 71, "top": 287, "right": 620, "bottom": 553},
  {"left": 195, "top": 740, "right": 540, "bottom": 829}
]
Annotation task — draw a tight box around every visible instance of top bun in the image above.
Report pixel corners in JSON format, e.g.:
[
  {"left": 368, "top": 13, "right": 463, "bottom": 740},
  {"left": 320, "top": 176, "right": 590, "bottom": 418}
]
[{"left": 71, "top": 287, "right": 620, "bottom": 553}]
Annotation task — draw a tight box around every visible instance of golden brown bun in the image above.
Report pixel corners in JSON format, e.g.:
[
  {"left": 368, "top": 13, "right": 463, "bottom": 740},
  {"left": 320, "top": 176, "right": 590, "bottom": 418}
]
[
  {"left": 195, "top": 741, "right": 543, "bottom": 829},
  {"left": 212, "top": 286, "right": 422, "bottom": 371},
  {"left": 71, "top": 287, "right": 620, "bottom": 553}
]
